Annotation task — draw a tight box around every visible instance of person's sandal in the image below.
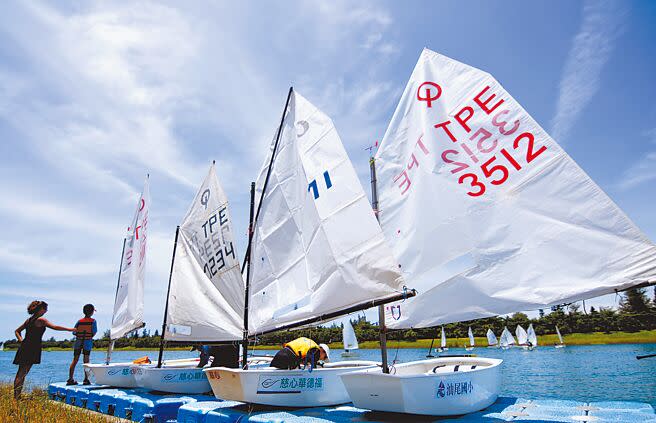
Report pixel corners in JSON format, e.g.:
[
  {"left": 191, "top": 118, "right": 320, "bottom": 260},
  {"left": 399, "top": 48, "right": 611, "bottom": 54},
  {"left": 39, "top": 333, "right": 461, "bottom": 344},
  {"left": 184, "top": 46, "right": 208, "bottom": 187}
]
[
  {"left": 82, "top": 379, "right": 91, "bottom": 386},
  {"left": 66, "top": 379, "right": 77, "bottom": 386}
]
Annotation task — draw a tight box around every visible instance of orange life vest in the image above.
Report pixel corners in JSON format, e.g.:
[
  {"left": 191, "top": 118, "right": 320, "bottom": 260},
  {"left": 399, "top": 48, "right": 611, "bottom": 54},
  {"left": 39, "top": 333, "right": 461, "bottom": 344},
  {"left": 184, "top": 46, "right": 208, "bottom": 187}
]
[{"left": 75, "top": 317, "right": 95, "bottom": 340}]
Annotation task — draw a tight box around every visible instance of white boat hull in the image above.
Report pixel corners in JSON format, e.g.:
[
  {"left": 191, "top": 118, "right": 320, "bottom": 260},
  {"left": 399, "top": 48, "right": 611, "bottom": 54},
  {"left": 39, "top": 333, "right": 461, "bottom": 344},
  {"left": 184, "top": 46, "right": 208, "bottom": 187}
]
[
  {"left": 341, "top": 351, "right": 360, "bottom": 357},
  {"left": 555, "top": 344, "right": 566, "bottom": 349},
  {"left": 340, "top": 357, "right": 502, "bottom": 416},
  {"left": 84, "top": 358, "right": 200, "bottom": 388},
  {"left": 133, "top": 362, "right": 210, "bottom": 394},
  {"left": 84, "top": 362, "right": 140, "bottom": 388},
  {"left": 204, "top": 360, "right": 379, "bottom": 407}
]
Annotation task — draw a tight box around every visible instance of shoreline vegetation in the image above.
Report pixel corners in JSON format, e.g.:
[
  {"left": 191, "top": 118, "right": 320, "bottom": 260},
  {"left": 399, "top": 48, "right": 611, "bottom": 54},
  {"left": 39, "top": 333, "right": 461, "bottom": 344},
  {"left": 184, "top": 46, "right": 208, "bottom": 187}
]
[{"left": 6, "top": 330, "right": 653, "bottom": 352}]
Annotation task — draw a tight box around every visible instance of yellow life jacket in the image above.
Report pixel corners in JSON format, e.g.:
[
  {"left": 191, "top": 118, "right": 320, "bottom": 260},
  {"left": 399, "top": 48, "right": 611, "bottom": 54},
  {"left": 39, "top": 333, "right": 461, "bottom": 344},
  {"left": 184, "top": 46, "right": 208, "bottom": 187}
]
[{"left": 283, "top": 337, "right": 320, "bottom": 359}]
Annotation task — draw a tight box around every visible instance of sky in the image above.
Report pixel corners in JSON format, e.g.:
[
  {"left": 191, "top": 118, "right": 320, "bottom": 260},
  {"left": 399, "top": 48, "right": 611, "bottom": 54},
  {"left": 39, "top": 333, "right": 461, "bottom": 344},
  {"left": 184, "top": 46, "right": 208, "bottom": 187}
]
[{"left": 1, "top": 0, "right": 655, "bottom": 341}]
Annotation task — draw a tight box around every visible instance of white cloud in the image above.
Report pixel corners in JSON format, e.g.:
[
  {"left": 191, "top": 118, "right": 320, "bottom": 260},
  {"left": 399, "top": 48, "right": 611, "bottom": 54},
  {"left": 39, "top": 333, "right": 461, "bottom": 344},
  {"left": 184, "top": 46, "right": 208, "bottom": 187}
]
[
  {"left": 0, "top": 0, "right": 402, "bottom": 336},
  {"left": 551, "top": 0, "right": 626, "bottom": 142},
  {"left": 617, "top": 129, "right": 656, "bottom": 190}
]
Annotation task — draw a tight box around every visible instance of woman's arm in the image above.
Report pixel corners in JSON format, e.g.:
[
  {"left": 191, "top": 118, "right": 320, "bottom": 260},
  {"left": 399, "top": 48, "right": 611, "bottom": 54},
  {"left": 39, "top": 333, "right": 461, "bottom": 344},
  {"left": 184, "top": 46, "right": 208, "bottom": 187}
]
[
  {"left": 40, "top": 318, "right": 75, "bottom": 332},
  {"left": 14, "top": 321, "right": 27, "bottom": 342}
]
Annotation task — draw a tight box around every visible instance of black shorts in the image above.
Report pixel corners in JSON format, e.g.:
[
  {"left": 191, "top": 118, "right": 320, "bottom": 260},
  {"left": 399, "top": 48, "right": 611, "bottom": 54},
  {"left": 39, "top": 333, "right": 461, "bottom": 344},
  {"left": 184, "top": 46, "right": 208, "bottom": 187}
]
[{"left": 270, "top": 347, "right": 300, "bottom": 370}]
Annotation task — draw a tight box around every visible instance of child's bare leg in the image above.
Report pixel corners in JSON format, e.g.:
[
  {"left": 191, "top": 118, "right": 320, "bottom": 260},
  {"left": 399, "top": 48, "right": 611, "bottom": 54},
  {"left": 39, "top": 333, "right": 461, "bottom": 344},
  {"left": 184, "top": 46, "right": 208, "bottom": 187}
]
[
  {"left": 83, "top": 353, "right": 91, "bottom": 382},
  {"left": 14, "top": 364, "right": 32, "bottom": 399},
  {"left": 68, "top": 354, "right": 79, "bottom": 381}
]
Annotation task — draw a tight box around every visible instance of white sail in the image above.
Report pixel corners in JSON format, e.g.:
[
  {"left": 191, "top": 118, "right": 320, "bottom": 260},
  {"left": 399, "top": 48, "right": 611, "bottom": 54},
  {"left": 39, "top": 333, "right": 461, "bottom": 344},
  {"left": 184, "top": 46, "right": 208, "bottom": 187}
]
[
  {"left": 248, "top": 90, "right": 405, "bottom": 335},
  {"left": 501, "top": 327, "right": 515, "bottom": 346},
  {"left": 440, "top": 326, "right": 446, "bottom": 348},
  {"left": 164, "top": 163, "right": 245, "bottom": 342},
  {"left": 515, "top": 325, "right": 528, "bottom": 345},
  {"left": 527, "top": 324, "right": 538, "bottom": 346},
  {"left": 556, "top": 326, "right": 564, "bottom": 344},
  {"left": 343, "top": 320, "right": 359, "bottom": 351},
  {"left": 486, "top": 329, "right": 497, "bottom": 346},
  {"left": 468, "top": 327, "right": 475, "bottom": 347},
  {"left": 111, "top": 177, "right": 149, "bottom": 339},
  {"left": 376, "top": 48, "right": 656, "bottom": 329}
]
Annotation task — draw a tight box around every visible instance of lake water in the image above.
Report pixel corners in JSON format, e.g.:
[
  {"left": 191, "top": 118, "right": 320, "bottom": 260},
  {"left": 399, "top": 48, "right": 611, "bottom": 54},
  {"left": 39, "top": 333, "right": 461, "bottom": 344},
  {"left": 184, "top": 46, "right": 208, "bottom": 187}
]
[{"left": 1, "top": 343, "right": 655, "bottom": 406}]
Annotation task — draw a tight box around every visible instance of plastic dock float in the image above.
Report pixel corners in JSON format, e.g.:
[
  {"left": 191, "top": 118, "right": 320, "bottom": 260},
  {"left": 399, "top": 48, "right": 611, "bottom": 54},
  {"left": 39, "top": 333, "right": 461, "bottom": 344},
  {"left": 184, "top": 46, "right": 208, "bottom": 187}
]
[{"left": 49, "top": 383, "right": 656, "bottom": 422}]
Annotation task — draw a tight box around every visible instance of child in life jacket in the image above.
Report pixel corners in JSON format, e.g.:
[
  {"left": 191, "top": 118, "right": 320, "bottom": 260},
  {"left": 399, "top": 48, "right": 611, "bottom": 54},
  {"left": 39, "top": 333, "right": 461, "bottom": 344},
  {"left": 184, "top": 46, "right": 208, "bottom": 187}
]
[{"left": 67, "top": 304, "right": 97, "bottom": 385}]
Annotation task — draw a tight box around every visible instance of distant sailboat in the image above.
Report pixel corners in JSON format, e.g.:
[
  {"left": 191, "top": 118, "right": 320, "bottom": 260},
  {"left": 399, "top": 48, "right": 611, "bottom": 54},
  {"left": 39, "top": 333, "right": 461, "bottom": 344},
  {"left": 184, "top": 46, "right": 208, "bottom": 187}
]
[
  {"left": 555, "top": 326, "right": 566, "bottom": 348},
  {"left": 500, "top": 327, "right": 516, "bottom": 349},
  {"left": 465, "top": 327, "right": 475, "bottom": 351},
  {"left": 516, "top": 325, "right": 530, "bottom": 350},
  {"left": 438, "top": 326, "right": 448, "bottom": 352},
  {"left": 527, "top": 324, "right": 538, "bottom": 350},
  {"left": 486, "top": 329, "right": 498, "bottom": 348},
  {"left": 0, "top": 342, "right": 4, "bottom": 352},
  {"left": 341, "top": 319, "right": 360, "bottom": 357}
]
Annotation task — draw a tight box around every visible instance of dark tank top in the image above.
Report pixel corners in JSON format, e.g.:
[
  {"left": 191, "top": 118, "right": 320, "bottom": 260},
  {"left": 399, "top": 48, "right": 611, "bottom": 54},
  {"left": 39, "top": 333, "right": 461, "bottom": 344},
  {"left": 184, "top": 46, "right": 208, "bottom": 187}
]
[{"left": 13, "top": 316, "right": 47, "bottom": 365}]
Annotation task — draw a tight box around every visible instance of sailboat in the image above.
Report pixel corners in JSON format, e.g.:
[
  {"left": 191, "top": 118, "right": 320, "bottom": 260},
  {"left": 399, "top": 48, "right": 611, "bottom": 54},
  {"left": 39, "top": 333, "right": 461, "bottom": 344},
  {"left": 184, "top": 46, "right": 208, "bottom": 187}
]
[
  {"left": 500, "top": 327, "right": 516, "bottom": 350},
  {"left": 340, "top": 48, "right": 656, "bottom": 416},
  {"left": 555, "top": 326, "right": 566, "bottom": 348},
  {"left": 85, "top": 177, "right": 150, "bottom": 388},
  {"left": 486, "top": 329, "right": 498, "bottom": 348},
  {"left": 516, "top": 325, "right": 530, "bottom": 350},
  {"left": 204, "top": 89, "right": 414, "bottom": 407},
  {"left": 341, "top": 319, "right": 360, "bottom": 357},
  {"left": 132, "top": 163, "right": 250, "bottom": 394},
  {"left": 527, "top": 324, "right": 538, "bottom": 350},
  {"left": 465, "top": 327, "right": 475, "bottom": 351},
  {"left": 438, "top": 326, "right": 448, "bottom": 352},
  {"left": 0, "top": 342, "right": 4, "bottom": 352}
]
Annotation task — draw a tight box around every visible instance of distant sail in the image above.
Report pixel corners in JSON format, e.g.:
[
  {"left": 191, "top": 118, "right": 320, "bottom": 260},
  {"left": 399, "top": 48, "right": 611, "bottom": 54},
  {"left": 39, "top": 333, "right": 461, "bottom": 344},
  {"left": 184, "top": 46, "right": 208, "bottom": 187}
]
[
  {"left": 516, "top": 325, "right": 528, "bottom": 345},
  {"left": 527, "top": 324, "right": 538, "bottom": 346},
  {"left": 501, "top": 327, "right": 515, "bottom": 346},
  {"left": 248, "top": 90, "right": 405, "bottom": 335},
  {"left": 556, "top": 326, "right": 564, "bottom": 344},
  {"left": 343, "top": 320, "right": 359, "bottom": 351},
  {"left": 468, "top": 327, "right": 475, "bottom": 347},
  {"left": 111, "top": 177, "right": 149, "bottom": 339},
  {"left": 164, "top": 163, "right": 245, "bottom": 342},
  {"left": 486, "top": 329, "right": 498, "bottom": 346},
  {"left": 440, "top": 326, "right": 447, "bottom": 348},
  {"left": 375, "top": 48, "right": 656, "bottom": 329}
]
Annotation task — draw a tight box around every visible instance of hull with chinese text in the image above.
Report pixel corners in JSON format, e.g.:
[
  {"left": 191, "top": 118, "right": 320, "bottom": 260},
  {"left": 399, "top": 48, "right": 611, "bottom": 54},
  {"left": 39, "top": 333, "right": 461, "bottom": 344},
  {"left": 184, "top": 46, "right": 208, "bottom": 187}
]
[
  {"left": 340, "top": 357, "right": 502, "bottom": 416},
  {"left": 204, "top": 360, "right": 378, "bottom": 407}
]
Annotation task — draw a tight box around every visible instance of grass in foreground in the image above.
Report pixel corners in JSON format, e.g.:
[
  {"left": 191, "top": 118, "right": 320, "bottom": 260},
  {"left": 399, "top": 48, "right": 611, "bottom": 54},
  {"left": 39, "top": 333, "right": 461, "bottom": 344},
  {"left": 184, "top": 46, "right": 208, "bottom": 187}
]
[{"left": 0, "top": 384, "right": 121, "bottom": 422}]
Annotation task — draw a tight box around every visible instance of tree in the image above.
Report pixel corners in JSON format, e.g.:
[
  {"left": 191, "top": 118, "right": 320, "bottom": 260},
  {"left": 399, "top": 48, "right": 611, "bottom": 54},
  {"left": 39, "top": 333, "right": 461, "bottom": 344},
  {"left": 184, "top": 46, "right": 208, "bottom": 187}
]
[{"left": 619, "top": 288, "right": 651, "bottom": 314}]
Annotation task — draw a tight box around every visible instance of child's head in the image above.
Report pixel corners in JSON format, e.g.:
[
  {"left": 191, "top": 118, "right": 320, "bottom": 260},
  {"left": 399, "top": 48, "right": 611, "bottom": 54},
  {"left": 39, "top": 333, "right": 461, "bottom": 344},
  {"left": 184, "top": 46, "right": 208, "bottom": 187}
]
[
  {"left": 83, "top": 303, "right": 95, "bottom": 317},
  {"left": 28, "top": 300, "right": 48, "bottom": 316}
]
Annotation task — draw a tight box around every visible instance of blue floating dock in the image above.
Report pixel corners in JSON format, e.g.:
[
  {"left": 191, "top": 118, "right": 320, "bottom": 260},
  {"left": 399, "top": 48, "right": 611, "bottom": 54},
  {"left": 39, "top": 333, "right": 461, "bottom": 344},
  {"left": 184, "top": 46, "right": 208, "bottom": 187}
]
[{"left": 49, "top": 382, "right": 656, "bottom": 422}]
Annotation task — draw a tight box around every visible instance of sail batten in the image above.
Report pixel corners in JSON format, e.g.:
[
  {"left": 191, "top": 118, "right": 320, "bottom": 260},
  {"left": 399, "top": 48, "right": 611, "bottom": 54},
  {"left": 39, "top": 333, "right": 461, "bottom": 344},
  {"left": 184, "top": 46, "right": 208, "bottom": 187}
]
[
  {"left": 375, "top": 48, "right": 656, "bottom": 329},
  {"left": 247, "top": 90, "right": 407, "bottom": 335}
]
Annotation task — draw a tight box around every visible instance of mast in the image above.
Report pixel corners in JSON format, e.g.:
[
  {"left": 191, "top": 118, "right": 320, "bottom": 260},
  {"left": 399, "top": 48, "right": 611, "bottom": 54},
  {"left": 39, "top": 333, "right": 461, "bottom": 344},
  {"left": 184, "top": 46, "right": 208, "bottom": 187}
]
[
  {"left": 106, "top": 237, "right": 127, "bottom": 365},
  {"left": 370, "top": 155, "right": 390, "bottom": 374},
  {"left": 157, "top": 226, "right": 180, "bottom": 368},
  {"left": 242, "top": 182, "right": 256, "bottom": 369}
]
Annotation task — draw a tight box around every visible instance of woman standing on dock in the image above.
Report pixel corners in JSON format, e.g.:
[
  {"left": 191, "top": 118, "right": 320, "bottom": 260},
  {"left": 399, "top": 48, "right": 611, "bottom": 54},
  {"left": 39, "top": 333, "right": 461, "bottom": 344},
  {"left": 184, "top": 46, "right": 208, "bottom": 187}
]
[{"left": 13, "top": 300, "right": 75, "bottom": 399}]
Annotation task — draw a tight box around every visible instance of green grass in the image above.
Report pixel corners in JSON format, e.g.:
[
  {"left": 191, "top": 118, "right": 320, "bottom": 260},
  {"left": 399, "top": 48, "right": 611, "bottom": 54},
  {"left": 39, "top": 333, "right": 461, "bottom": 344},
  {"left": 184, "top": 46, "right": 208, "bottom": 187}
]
[
  {"left": 0, "top": 384, "right": 121, "bottom": 422},
  {"left": 251, "top": 330, "right": 656, "bottom": 350}
]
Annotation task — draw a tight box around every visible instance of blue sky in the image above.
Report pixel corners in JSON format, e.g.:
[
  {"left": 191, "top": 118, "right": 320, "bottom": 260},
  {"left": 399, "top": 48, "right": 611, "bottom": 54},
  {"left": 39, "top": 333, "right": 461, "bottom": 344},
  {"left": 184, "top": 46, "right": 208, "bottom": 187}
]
[{"left": 1, "top": 0, "right": 655, "bottom": 341}]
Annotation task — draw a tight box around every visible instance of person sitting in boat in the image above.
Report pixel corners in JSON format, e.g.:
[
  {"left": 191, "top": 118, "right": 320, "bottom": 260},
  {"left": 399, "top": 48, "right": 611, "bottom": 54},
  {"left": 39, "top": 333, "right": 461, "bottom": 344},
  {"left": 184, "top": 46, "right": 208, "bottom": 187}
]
[
  {"left": 67, "top": 303, "right": 97, "bottom": 385},
  {"left": 270, "top": 337, "right": 330, "bottom": 370}
]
